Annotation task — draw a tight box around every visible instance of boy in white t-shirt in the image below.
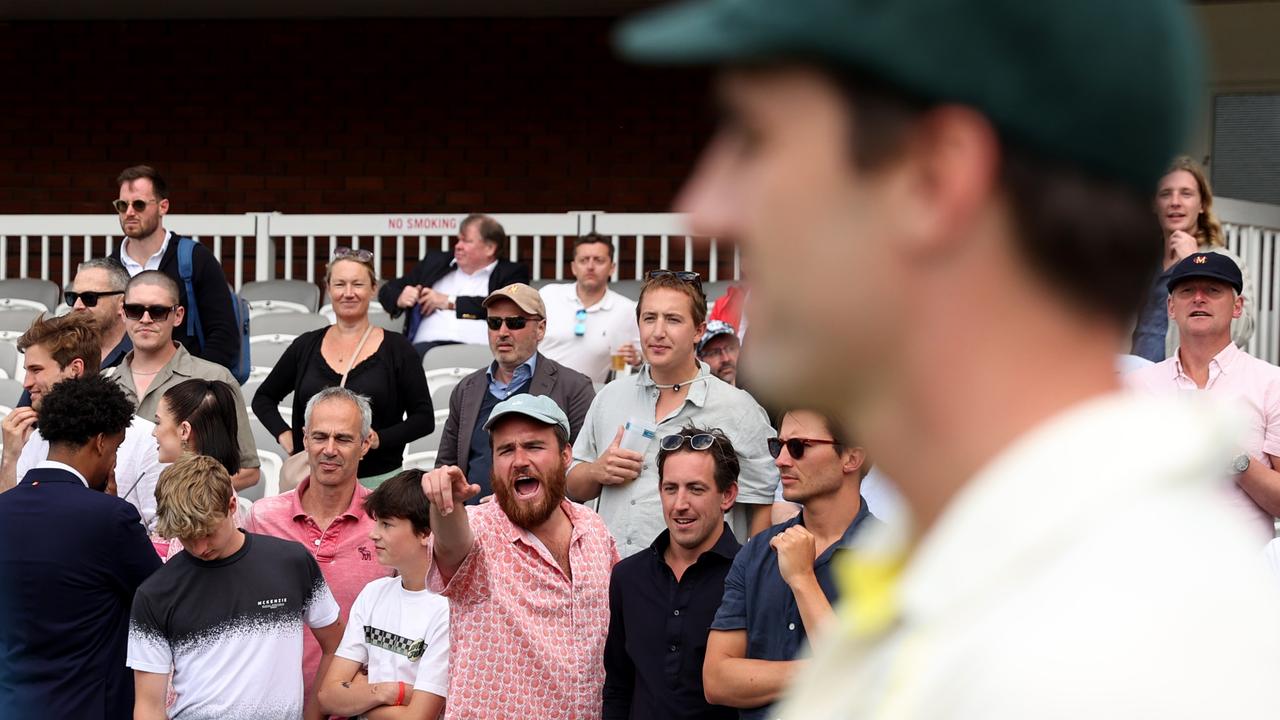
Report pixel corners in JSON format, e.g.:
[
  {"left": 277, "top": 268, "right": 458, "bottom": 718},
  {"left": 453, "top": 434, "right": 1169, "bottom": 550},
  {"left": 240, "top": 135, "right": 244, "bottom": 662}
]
[{"left": 319, "top": 470, "right": 450, "bottom": 719}]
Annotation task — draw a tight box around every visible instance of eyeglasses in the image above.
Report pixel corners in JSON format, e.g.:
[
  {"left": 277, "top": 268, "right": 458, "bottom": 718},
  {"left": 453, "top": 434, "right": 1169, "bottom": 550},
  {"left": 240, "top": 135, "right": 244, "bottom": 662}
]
[
  {"left": 767, "top": 437, "right": 840, "bottom": 460},
  {"left": 112, "top": 199, "right": 159, "bottom": 214},
  {"left": 486, "top": 315, "right": 541, "bottom": 331},
  {"left": 660, "top": 433, "right": 717, "bottom": 452},
  {"left": 123, "top": 303, "right": 177, "bottom": 322},
  {"left": 574, "top": 308, "right": 587, "bottom": 337},
  {"left": 333, "top": 247, "right": 374, "bottom": 263},
  {"left": 646, "top": 270, "right": 703, "bottom": 291},
  {"left": 65, "top": 290, "right": 123, "bottom": 308}
]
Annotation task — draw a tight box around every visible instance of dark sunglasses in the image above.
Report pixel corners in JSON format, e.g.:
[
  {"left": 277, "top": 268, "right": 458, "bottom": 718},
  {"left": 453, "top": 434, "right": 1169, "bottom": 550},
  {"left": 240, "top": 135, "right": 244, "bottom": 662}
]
[
  {"left": 486, "top": 315, "right": 541, "bottom": 331},
  {"left": 574, "top": 308, "right": 587, "bottom": 337},
  {"left": 660, "top": 433, "right": 716, "bottom": 452},
  {"left": 123, "top": 303, "right": 176, "bottom": 322},
  {"left": 111, "top": 199, "right": 159, "bottom": 214},
  {"left": 767, "top": 437, "right": 840, "bottom": 460},
  {"left": 646, "top": 269, "right": 703, "bottom": 287},
  {"left": 333, "top": 246, "right": 374, "bottom": 263},
  {"left": 65, "top": 290, "right": 123, "bottom": 308}
]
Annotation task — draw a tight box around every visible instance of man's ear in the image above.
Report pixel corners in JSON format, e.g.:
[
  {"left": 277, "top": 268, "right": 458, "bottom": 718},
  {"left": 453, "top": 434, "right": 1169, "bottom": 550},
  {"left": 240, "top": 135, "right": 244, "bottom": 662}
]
[
  {"left": 173, "top": 304, "right": 185, "bottom": 327},
  {"left": 1167, "top": 294, "right": 1176, "bottom": 319},
  {"left": 1233, "top": 294, "right": 1244, "bottom": 319},
  {"left": 719, "top": 482, "right": 739, "bottom": 512},
  {"left": 67, "top": 357, "right": 86, "bottom": 379},
  {"left": 158, "top": 198, "right": 170, "bottom": 217},
  {"left": 842, "top": 447, "right": 867, "bottom": 477}
]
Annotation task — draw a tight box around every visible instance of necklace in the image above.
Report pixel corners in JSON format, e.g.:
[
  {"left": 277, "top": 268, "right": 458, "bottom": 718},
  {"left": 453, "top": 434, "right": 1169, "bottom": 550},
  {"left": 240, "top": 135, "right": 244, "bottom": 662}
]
[
  {"left": 651, "top": 374, "right": 708, "bottom": 393},
  {"left": 131, "top": 368, "right": 162, "bottom": 376}
]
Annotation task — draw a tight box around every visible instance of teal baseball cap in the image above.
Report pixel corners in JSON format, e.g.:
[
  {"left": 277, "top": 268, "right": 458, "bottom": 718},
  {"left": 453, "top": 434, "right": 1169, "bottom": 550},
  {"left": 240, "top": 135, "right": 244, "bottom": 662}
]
[
  {"left": 615, "top": 0, "right": 1203, "bottom": 193},
  {"left": 484, "top": 394, "right": 572, "bottom": 439}
]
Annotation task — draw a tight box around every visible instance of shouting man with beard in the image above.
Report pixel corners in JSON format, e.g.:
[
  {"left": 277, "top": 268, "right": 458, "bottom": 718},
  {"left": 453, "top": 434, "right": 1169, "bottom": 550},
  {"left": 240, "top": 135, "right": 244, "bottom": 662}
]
[{"left": 422, "top": 394, "right": 620, "bottom": 720}]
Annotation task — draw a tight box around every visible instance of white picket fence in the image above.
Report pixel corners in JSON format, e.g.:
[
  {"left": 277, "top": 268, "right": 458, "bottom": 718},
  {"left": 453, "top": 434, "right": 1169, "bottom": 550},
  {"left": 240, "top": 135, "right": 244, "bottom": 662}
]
[{"left": 0, "top": 204, "right": 1276, "bottom": 362}]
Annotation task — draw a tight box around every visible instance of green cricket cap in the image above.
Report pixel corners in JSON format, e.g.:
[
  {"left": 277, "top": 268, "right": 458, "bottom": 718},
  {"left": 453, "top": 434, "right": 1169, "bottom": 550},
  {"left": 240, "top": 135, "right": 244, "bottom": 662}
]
[{"left": 616, "top": 0, "right": 1203, "bottom": 193}]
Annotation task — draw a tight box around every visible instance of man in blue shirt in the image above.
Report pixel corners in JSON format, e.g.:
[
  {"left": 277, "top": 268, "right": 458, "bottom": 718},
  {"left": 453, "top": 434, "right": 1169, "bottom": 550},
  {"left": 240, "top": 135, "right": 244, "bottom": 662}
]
[
  {"left": 604, "top": 426, "right": 742, "bottom": 720},
  {"left": 704, "top": 409, "right": 875, "bottom": 720}
]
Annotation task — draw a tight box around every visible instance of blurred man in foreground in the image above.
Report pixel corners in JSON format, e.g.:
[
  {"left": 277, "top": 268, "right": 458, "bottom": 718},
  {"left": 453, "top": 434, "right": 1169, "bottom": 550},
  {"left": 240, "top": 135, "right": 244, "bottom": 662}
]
[{"left": 616, "top": 0, "right": 1280, "bottom": 717}]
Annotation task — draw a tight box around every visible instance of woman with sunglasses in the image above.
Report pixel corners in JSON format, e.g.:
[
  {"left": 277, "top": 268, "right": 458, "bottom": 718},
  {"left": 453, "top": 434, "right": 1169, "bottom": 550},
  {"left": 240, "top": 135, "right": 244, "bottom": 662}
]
[{"left": 251, "top": 249, "right": 434, "bottom": 487}]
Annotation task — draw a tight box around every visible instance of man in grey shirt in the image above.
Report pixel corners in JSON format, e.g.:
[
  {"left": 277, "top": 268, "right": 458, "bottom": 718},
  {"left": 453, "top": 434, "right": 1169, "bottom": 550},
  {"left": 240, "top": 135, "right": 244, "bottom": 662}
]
[{"left": 567, "top": 271, "right": 778, "bottom": 556}]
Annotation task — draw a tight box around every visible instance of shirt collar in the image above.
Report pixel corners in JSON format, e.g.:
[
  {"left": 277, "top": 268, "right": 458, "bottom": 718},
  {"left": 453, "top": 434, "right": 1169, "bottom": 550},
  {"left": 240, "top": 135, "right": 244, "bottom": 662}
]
[
  {"left": 572, "top": 286, "right": 618, "bottom": 312},
  {"left": 120, "top": 230, "right": 172, "bottom": 270},
  {"left": 649, "top": 521, "right": 741, "bottom": 564},
  {"left": 637, "top": 361, "right": 714, "bottom": 408},
  {"left": 290, "top": 477, "right": 370, "bottom": 521},
  {"left": 502, "top": 499, "right": 587, "bottom": 546},
  {"left": 33, "top": 460, "right": 89, "bottom": 487},
  {"left": 450, "top": 259, "right": 499, "bottom": 278},
  {"left": 103, "top": 334, "right": 133, "bottom": 369},
  {"left": 487, "top": 353, "right": 538, "bottom": 393},
  {"left": 799, "top": 497, "right": 874, "bottom": 564},
  {"left": 1172, "top": 340, "right": 1240, "bottom": 381}
]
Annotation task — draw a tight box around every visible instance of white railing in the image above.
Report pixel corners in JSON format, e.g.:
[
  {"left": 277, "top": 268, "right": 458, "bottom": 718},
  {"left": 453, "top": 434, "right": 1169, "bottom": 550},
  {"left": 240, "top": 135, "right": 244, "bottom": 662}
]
[{"left": 2, "top": 204, "right": 1276, "bottom": 363}]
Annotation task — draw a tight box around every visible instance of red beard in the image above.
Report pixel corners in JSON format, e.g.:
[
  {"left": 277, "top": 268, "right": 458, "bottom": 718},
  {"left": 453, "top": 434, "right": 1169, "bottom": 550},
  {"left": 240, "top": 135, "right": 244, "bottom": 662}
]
[{"left": 491, "top": 458, "right": 568, "bottom": 530}]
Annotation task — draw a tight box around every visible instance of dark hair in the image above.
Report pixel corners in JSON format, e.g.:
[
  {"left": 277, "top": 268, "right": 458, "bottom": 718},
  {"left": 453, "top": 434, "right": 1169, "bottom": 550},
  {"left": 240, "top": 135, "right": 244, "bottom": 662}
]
[
  {"left": 17, "top": 312, "right": 101, "bottom": 378},
  {"left": 656, "top": 426, "right": 740, "bottom": 493},
  {"left": 116, "top": 165, "right": 168, "bottom": 199},
  {"left": 832, "top": 71, "right": 1160, "bottom": 325},
  {"left": 637, "top": 270, "right": 709, "bottom": 327},
  {"left": 461, "top": 213, "right": 507, "bottom": 247},
  {"left": 126, "top": 270, "right": 181, "bottom": 306},
  {"left": 363, "top": 469, "right": 432, "bottom": 535},
  {"left": 161, "top": 380, "right": 242, "bottom": 476},
  {"left": 573, "top": 233, "right": 615, "bottom": 261},
  {"left": 38, "top": 375, "right": 134, "bottom": 449},
  {"left": 777, "top": 408, "right": 872, "bottom": 479}
]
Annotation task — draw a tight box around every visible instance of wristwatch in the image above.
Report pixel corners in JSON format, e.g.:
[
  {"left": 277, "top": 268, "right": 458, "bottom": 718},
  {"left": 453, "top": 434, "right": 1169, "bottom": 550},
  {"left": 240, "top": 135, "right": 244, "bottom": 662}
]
[
  {"left": 447, "top": 294, "right": 457, "bottom": 310},
  {"left": 1231, "top": 453, "right": 1251, "bottom": 474}
]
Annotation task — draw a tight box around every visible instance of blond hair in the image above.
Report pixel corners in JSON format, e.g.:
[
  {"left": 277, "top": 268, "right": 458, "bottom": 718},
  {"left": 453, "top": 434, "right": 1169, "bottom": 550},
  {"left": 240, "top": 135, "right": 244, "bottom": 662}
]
[
  {"left": 1164, "top": 156, "right": 1224, "bottom": 248},
  {"left": 154, "top": 454, "right": 233, "bottom": 540}
]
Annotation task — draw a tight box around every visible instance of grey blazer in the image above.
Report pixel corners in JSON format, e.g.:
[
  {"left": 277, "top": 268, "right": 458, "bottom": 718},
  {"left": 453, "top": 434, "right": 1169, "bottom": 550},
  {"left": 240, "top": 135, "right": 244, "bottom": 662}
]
[{"left": 435, "top": 352, "right": 596, "bottom": 478}]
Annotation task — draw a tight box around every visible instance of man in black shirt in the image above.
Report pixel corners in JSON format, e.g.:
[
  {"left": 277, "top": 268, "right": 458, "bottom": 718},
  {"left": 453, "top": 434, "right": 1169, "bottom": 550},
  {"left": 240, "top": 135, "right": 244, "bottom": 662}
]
[{"left": 603, "top": 426, "right": 742, "bottom": 720}]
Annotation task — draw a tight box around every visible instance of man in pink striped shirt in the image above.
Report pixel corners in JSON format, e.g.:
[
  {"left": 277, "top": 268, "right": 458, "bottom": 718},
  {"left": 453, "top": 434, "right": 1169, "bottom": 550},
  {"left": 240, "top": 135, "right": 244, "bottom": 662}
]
[
  {"left": 423, "top": 394, "right": 619, "bottom": 720},
  {"left": 247, "top": 387, "right": 393, "bottom": 703},
  {"left": 1128, "top": 252, "right": 1280, "bottom": 542}
]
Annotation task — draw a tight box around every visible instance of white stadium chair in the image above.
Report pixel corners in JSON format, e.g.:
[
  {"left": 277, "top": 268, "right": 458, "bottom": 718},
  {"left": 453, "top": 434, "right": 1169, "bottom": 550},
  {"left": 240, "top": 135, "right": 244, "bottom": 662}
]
[
  {"left": 241, "top": 279, "right": 321, "bottom": 313},
  {"left": 422, "top": 343, "right": 492, "bottom": 374},
  {"left": 0, "top": 279, "right": 60, "bottom": 313},
  {"left": 251, "top": 312, "right": 328, "bottom": 337}
]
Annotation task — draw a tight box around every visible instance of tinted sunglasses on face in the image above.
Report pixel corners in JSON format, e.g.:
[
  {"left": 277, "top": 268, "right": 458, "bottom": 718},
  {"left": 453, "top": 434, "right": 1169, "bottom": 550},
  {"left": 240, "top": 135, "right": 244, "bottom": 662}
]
[
  {"left": 486, "top": 315, "right": 541, "bottom": 331},
  {"left": 112, "top": 199, "right": 158, "bottom": 214},
  {"left": 660, "top": 433, "right": 717, "bottom": 452},
  {"left": 767, "top": 437, "right": 840, "bottom": 460},
  {"left": 123, "top": 303, "right": 176, "bottom": 322},
  {"left": 65, "top": 290, "right": 123, "bottom": 308}
]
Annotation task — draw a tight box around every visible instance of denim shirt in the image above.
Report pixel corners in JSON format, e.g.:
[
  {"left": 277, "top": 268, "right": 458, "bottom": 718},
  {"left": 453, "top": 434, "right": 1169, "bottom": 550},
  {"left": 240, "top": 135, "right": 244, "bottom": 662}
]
[{"left": 486, "top": 353, "right": 537, "bottom": 400}]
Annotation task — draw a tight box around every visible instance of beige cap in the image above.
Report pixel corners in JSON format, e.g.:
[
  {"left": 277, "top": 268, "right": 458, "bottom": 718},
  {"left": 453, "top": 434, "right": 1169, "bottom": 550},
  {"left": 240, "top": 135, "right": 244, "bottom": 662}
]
[{"left": 483, "top": 283, "right": 546, "bottom": 317}]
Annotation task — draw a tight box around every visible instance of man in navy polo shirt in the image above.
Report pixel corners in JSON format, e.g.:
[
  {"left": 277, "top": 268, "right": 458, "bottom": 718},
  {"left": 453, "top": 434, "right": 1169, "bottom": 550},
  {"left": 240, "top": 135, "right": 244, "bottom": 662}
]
[{"left": 704, "top": 409, "right": 875, "bottom": 720}]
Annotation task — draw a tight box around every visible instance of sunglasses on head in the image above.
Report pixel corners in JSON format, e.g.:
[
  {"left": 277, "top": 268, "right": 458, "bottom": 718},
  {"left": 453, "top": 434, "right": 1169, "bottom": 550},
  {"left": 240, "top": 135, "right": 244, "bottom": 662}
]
[
  {"left": 573, "top": 308, "right": 587, "bottom": 337},
  {"left": 65, "top": 290, "right": 123, "bottom": 308},
  {"left": 123, "top": 303, "right": 176, "bottom": 322},
  {"left": 332, "top": 246, "right": 374, "bottom": 263},
  {"left": 486, "top": 315, "right": 540, "bottom": 331},
  {"left": 112, "top": 199, "right": 159, "bottom": 214},
  {"left": 660, "top": 433, "right": 717, "bottom": 452},
  {"left": 767, "top": 437, "right": 840, "bottom": 460},
  {"left": 646, "top": 270, "right": 703, "bottom": 291}
]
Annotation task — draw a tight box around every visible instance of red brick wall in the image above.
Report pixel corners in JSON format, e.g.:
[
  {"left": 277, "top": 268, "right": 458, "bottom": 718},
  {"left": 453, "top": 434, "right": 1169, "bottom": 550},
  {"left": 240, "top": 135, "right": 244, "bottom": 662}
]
[{"left": 0, "top": 18, "right": 711, "bottom": 215}]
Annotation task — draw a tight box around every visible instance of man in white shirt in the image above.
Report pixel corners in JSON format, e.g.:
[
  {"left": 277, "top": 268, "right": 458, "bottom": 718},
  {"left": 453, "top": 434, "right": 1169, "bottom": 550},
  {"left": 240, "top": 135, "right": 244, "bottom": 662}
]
[
  {"left": 0, "top": 312, "right": 162, "bottom": 530},
  {"left": 617, "top": 0, "right": 1280, "bottom": 717},
  {"left": 539, "top": 233, "right": 642, "bottom": 383},
  {"left": 378, "top": 214, "right": 531, "bottom": 357}
]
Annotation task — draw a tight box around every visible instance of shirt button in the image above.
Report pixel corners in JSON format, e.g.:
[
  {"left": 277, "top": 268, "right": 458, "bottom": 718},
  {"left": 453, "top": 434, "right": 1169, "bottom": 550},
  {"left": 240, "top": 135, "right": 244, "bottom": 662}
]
[
  {"left": 630, "top": 499, "right": 636, "bottom": 506},
  {"left": 788, "top": 623, "right": 796, "bottom": 631},
  {"left": 673, "top": 610, "right": 680, "bottom": 616},
  {"left": 626, "top": 538, "right": 633, "bottom": 545},
  {"left": 668, "top": 644, "right": 678, "bottom": 652},
  {"left": 313, "top": 539, "right": 321, "bottom": 546}
]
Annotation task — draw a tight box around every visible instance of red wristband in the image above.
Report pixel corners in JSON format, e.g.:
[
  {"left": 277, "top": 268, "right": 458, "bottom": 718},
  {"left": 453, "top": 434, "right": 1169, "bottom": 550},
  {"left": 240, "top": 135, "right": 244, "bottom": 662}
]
[{"left": 396, "top": 681, "right": 406, "bottom": 706}]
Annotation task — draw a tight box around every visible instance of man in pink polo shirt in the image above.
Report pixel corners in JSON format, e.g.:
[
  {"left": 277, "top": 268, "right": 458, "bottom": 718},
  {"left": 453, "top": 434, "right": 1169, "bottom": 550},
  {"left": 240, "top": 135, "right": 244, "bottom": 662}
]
[
  {"left": 247, "top": 386, "right": 393, "bottom": 702},
  {"left": 1128, "top": 252, "right": 1280, "bottom": 542},
  {"left": 422, "top": 393, "right": 619, "bottom": 720}
]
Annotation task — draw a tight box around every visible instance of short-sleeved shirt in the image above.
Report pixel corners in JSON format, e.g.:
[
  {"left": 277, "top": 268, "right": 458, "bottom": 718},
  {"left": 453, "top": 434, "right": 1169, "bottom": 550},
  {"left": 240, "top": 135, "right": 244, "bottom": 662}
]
[
  {"left": 127, "top": 531, "right": 339, "bottom": 720},
  {"left": 106, "top": 343, "right": 259, "bottom": 470},
  {"left": 16, "top": 415, "right": 162, "bottom": 531},
  {"left": 1127, "top": 341, "right": 1280, "bottom": 539},
  {"left": 427, "top": 500, "right": 620, "bottom": 720},
  {"left": 572, "top": 362, "right": 780, "bottom": 556},
  {"left": 539, "top": 283, "right": 641, "bottom": 384},
  {"left": 335, "top": 576, "right": 451, "bottom": 699},
  {"left": 711, "top": 501, "right": 875, "bottom": 720},
  {"left": 245, "top": 478, "right": 392, "bottom": 698}
]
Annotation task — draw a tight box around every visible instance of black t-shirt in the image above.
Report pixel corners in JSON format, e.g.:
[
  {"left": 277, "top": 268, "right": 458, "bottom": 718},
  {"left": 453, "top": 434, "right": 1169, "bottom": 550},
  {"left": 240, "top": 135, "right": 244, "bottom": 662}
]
[{"left": 127, "top": 531, "right": 340, "bottom": 720}]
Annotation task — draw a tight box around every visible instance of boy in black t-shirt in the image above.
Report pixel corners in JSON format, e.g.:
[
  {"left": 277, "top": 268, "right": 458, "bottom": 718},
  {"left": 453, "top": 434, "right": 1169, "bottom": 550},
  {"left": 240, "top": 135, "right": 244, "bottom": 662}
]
[{"left": 128, "top": 454, "right": 345, "bottom": 720}]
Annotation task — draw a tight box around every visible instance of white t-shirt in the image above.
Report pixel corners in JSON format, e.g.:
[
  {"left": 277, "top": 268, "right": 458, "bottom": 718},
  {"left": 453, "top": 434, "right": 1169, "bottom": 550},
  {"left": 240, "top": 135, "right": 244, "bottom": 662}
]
[
  {"left": 538, "top": 283, "right": 640, "bottom": 384},
  {"left": 413, "top": 261, "right": 497, "bottom": 345},
  {"left": 17, "top": 415, "right": 161, "bottom": 531},
  {"left": 335, "top": 575, "right": 450, "bottom": 699}
]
